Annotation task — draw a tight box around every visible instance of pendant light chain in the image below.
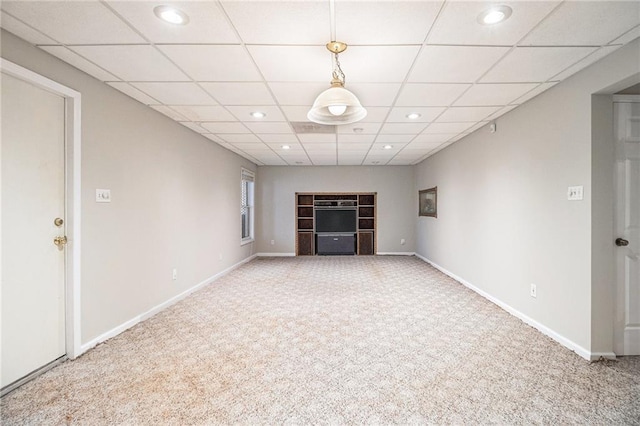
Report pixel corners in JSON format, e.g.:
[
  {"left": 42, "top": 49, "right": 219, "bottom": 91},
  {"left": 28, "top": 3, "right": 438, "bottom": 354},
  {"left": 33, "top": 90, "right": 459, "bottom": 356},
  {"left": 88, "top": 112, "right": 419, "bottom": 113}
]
[{"left": 332, "top": 52, "right": 346, "bottom": 85}]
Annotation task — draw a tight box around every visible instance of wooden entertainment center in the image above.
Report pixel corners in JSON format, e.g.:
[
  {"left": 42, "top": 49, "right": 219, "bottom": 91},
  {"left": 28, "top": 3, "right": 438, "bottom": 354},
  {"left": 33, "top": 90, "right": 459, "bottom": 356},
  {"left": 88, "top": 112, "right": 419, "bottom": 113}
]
[{"left": 295, "top": 192, "right": 376, "bottom": 256}]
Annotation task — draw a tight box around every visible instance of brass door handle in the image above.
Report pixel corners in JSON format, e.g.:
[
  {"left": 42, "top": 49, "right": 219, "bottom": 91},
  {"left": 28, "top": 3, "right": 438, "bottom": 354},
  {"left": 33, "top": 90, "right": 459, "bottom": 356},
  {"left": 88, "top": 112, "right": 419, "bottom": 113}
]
[
  {"left": 616, "top": 238, "right": 629, "bottom": 247},
  {"left": 54, "top": 236, "right": 68, "bottom": 247}
]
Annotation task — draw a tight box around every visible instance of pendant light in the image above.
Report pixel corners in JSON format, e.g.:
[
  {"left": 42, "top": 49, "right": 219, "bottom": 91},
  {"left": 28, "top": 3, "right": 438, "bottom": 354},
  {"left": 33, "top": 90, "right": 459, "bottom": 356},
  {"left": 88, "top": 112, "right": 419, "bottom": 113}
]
[{"left": 307, "top": 41, "right": 367, "bottom": 125}]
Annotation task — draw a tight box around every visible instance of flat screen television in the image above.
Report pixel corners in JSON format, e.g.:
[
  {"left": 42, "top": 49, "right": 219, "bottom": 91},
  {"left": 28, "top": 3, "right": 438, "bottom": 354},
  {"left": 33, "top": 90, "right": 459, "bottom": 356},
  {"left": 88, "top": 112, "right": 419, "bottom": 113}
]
[{"left": 315, "top": 209, "right": 357, "bottom": 233}]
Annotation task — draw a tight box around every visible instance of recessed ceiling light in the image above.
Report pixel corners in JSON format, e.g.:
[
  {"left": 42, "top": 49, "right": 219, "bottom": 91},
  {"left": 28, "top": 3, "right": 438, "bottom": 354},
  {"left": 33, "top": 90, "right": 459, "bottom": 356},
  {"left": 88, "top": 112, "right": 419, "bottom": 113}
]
[
  {"left": 406, "top": 113, "right": 421, "bottom": 120},
  {"left": 383, "top": 145, "right": 393, "bottom": 150},
  {"left": 250, "top": 111, "right": 266, "bottom": 119},
  {"left": 281, "top": 145, "right": 291, "bottom": 150},
  {"left": 154, "top": 6, "right": 189, "bottom": 25},
  {"left": 477, "top": 5, "right": 512, "bottom": 25}
]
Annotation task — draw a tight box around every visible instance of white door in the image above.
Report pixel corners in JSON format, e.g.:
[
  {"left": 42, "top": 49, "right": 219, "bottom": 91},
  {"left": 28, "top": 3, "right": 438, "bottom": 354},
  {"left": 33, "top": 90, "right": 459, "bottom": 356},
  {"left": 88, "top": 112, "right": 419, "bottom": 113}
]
[
  {"left": 1, "top": 72, "right": 67, "bottom": 389},
  {"left": 614, "top": 98, "right": 640, "bottom": 356}
]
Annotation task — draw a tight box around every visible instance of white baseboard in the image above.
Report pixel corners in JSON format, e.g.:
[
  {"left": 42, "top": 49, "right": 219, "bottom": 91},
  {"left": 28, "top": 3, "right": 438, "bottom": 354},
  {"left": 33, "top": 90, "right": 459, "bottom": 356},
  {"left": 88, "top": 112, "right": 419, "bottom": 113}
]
[
  {"left": 255, "top": 252, "right": 296, "bottom": 257},
  {"left": 377, "top": 252, "right": 416, "bottom": 256},
  {"left": 80, "top": 254, "right": 258, "bottom": 354},
  {"left": 414, "top": 253, "right": 596, "bottom": 361}
]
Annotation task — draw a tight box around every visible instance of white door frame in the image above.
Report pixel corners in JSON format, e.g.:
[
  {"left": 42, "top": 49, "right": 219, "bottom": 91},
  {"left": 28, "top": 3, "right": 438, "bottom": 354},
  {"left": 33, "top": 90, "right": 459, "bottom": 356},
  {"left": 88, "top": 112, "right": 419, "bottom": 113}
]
[{"left": 1, "top": 58, "right": 82, "bottom": 359}]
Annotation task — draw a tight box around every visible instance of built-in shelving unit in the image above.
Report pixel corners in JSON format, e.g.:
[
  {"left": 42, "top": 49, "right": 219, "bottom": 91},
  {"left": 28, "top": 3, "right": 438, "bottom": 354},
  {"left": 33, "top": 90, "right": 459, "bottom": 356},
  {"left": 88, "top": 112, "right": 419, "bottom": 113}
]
[{"left": 295, "top": 192, "right": 377, "bottom": 256}]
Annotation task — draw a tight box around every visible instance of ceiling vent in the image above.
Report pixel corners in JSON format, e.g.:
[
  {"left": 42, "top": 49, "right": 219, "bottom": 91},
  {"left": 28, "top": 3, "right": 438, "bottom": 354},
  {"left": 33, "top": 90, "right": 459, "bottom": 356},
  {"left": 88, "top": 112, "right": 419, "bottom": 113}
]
[{"left": 291, "top": 121, "right": 336, "bottom": 134}]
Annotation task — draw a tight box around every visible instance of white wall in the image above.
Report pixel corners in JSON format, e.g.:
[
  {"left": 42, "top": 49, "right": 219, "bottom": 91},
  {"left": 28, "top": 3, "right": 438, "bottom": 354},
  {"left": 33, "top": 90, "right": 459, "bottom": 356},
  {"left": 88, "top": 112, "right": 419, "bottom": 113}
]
[
  {"left": 414, "top": 39, "right": 640, "bottom": 356},
  {"left": 1, "top": 30, "right": 257, "bottom": 345},
  {"left": 256, "top": 166, "right": 415, "bottom": 254}
]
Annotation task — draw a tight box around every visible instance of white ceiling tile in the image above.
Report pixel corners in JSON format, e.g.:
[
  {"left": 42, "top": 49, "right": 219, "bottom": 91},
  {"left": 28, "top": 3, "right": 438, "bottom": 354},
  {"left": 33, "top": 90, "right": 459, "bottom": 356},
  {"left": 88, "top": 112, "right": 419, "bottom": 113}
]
[
  {"left": 371, "top": 143, "right": 408, "bottom": 152},
  {"left": 610, "top": 25, "right": 640, "bottom": 45},
  {"left": 311, "top": 158, "right": 338, "bottom": 166},
  {"left": 258, "top": 134, "right": 300, "bottom": 144},
  {"left": 437, "top": 107, "right": 500, "bottom": 122},
  {"left": 403, "top": 141, "right": 444, "bottom": 150},
  {"left": 338, "top": 144, "right": 374, "bottom": 152},
  {"left": 169, "top": 106, "right": 236, "bottom": 122},
  {"left": 359, "top": 107, "right": 391, "bottom": 123},
  {"left": 375, "top": 134, "right": 417, "bottom": 143},
  {"left": 200, "top": 82, "right": 275, "bottom": 105},
  {"left": 132, "top": 82, "right": 215, "bottom": 105},
  {"left": 486, "top": 105, "right": 519, "bottom": 120},
  {"left": 201, "top": 122, "right": 249, "bottom": 134},
  {"left": 386, "top": 107, "right": 446, "bottom": 123},
  {"left": 245, "top": 122, "right": 293, "bottom": 134},
  {"left": 287, "top": 159, "right": 313, "bottom": 166},
  {"left": 337, "top": 123, "right": 383, "bottom": 134},
  {"left": 454, "top": 83, "right": 538, "bottom": 107},
  {"left": 380, "top": 123, "right": 428, "bottom": 134},
  {"left": 521, "top": 1, "right": 640, "bottom": 46},
  {"left": 337, "top": 135, "right": 376, "bottom": 144},
  {"left": 1, "top": 1, "right": 145, "bottom": 44},
  {"left": 159, "top": 45, "right": 261, "bottom": 81},
  {"left": 551, "top": 46, "right": 622, "bottom": 82},
  {"left": 268, "top": 82, "right": 328, "bottom": 106},
  {"left": 221, "top": 1, "right": 329, "bottom": 44},
  {"left": 409, "top": 46, "right": 510, "bottom": 83},
  {"left": 338, "top": 46, "right": 421, "bottom": 83},
  {"left": 511, "top": 82, "right": 557, "bottom": 105},
  {"left": 423, "top": 122, "right": 475, "bottom": 134},
  {"left": 40, "top": 46, "right": 119, "bottom": 82},
  {"left": 220, "top": 135, "right": 263, "bottom": 144},
  {"left": 70, "top": 45, "right": 189, "bottom": 81},
  {"left": 1, "top": 11, "right": 58, "bottom": 44},
  {"left": 150, "top": 105, "right": 188, "bottom": 121},
  {"left": 481, "top": 46, "right": 597, "bottom": 83},
  {"left": 281, "top": 106, "right": 312, "bottom": 122},
  {"left": 106, "top": 1, "right": 239, "bottom": 44},
  {"left": 336, "top": 1, "right": 441, "bottom": 45},
  {"left": 428, "top": 1, "right": 560, "bottom": 45},
  {"left": 255, "top": 157, "right": 288, "bottom": 166},
  {"left": 226, "top": 106, "right": 286, "bottom": 122},
  {"left": 298, "top": 134, "right": 336, "bottom": 144},
  {"left": 179, "top": 122, "right": 207, "bottom": 134},
  {"left": 396, "top": 84, "right": 471, "bottom": 107},
  {"left": 203, "top": 134, "right": 226, "bottom": 144},
  {"left": 305, "top": 145, "right": 337, "bottom": 155},
  {"left": 228, "top": 142, "right": 271, "bottom": 151},
  {"left": 345, "top": 83, "right": 402, "bottom": 107},
  {"left": 411, "top": 133, "right": 456, "bottom": 144},
  {"left": 248, "top": 46, "right": 329, "bottom": 82},
  {"left": 108, "top": 82, "right": 158, "bottom": 105}
]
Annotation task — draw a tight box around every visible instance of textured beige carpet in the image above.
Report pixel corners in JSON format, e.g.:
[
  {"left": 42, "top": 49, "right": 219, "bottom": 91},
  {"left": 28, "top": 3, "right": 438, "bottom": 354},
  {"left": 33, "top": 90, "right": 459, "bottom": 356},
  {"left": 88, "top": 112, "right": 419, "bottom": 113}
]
[{"left": 2, "top": 256, "right": 639, "bottom": 424}]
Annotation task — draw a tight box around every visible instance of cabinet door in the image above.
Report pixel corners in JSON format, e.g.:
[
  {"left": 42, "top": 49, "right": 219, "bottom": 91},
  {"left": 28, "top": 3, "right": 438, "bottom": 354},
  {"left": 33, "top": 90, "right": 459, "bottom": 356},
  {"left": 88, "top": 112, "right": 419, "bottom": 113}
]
[
  {"left": 298, "top": 232, "right": 314, "bottom": 256},
  {"left": 358, "top": 232, "right": 374, "bottom": 255}
]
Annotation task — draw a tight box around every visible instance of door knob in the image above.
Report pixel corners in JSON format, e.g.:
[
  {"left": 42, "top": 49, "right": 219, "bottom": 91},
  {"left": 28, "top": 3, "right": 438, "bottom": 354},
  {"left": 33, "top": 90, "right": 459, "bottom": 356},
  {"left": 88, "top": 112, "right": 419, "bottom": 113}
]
[
  {"left": 616, "top": 238, "right": 629, "bottom": 247},
  {"left": 53, "top": 236, "right": 68, "bottom": 247},
  {"left": 54, "top": 217, "right": 64, "bottom": 227}
]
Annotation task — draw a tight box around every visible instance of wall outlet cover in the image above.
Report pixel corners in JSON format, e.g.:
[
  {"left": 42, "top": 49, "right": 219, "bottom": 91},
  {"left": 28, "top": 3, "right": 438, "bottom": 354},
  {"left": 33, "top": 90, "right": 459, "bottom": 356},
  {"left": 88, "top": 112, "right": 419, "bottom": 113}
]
[
  {"left": 96, "top": 189, "right": 111, "bottom": 203},
  {"left": 567, "top": 185, "right": 583, "bottom": 201}
]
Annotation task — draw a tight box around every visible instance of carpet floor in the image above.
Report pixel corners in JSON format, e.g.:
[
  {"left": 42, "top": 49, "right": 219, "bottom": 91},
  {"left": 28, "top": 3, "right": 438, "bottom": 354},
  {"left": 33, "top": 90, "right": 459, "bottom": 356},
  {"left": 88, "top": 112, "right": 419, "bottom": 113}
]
[{"left": 1, "top": 256, "right": 639, "bottom": 424}]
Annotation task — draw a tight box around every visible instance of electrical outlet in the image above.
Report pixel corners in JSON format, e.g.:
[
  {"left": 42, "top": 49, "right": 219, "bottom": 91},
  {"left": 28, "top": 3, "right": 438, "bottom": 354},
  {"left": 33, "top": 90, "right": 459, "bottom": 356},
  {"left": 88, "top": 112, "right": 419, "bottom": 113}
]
[
  {"left": 172, "top": 269, "right": 177, "bottom": 280},
  {"left": 96, "top": 189, "right": 111, "bottom": 203},
  {"left": 530, "top": 283, "right": 537, "bottom": 298},
  {"left": 567, "top": 185, "right": 583, "bottom": 201},
  {"left": 270, "top": 240, "right": 275, "bottom": 245},
  {"left": 401, "top": 238, "right": 406, "bottom": 245}
]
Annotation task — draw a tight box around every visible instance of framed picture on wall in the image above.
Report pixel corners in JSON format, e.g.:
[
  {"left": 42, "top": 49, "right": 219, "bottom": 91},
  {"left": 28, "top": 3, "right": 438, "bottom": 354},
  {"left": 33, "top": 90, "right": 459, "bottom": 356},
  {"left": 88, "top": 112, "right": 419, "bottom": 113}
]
[{"left": 419, "top": 187, "right": 437, "bottom": 217}]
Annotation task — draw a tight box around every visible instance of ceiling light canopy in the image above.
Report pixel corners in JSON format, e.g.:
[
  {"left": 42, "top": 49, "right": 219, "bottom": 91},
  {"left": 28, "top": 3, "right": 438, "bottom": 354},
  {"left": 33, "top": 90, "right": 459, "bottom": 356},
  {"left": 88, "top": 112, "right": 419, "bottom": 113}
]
[
  {"left": 307, "top": 41, "right": 367, "bottom": 126},
  {"left": 154, "top": 5, "right": 189, "bottom": 25},
  {"left": 477, "top": 5, "right": 512, "bottom": 25}
]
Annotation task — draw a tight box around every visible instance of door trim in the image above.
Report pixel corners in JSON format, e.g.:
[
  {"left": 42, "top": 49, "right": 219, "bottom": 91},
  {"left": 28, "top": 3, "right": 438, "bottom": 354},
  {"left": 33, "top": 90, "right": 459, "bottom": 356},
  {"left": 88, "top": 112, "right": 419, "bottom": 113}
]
[{"left": 1, "top": 58, "right": 82, "bottom": 359}]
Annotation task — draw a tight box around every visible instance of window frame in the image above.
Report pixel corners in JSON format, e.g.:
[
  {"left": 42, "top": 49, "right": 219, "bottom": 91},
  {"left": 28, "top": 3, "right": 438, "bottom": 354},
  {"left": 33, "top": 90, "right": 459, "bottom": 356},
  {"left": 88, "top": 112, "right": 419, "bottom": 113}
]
[{"left": 241, "top": 168, "right": 255, "bottom": 245}]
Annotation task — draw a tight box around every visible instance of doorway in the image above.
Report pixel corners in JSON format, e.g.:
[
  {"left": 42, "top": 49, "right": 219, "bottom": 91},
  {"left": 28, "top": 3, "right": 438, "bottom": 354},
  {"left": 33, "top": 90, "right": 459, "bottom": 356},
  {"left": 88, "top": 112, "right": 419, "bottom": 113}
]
[
  {"left": 613, "top": 95, "right": 640, "bottom": 356},
  {"left": 0, "top": 59, "right": 82, "bottom": 395}
]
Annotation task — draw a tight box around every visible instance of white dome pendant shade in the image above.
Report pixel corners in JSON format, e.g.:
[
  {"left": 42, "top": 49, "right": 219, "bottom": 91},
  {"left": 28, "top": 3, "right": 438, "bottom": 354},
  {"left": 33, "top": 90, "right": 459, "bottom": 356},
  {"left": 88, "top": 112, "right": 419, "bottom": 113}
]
[
  {"left": 307, "top": 41, "right": 367, "bottom": 125},
  {"left": 307, "top": 80, "right": 367, "bottom": 125}
]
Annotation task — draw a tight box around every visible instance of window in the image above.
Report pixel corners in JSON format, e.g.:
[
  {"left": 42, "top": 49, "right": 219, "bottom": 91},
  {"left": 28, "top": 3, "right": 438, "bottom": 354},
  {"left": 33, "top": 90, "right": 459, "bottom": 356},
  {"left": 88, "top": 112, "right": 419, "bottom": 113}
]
[{"left": 241, "top": 168, "right": 255, "bottom": 244}]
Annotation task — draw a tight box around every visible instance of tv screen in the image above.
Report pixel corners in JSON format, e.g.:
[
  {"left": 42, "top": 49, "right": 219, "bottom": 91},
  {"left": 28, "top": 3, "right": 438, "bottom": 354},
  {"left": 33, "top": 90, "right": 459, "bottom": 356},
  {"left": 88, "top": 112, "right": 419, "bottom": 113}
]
[{"left": 315, "top": 209, "right": 357, "bottom": 233}]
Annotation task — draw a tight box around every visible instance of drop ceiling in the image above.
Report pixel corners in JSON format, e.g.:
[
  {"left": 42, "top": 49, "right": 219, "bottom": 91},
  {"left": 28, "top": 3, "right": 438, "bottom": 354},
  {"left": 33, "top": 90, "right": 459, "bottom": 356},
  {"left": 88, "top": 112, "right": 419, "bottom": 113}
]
[{"left": 1, "top": 1, "right": 639, "bottom": 166}]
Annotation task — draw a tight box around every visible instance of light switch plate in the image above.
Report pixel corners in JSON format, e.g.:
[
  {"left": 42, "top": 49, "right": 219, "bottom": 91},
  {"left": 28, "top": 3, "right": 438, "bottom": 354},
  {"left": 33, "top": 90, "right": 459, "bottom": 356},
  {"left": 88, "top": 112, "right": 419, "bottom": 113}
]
[
  {"left": 567, "top": 185, "right": 583, "bottom": 201},
  {"left": 96, "top": 189, "right": 111, "bottom": 203}
]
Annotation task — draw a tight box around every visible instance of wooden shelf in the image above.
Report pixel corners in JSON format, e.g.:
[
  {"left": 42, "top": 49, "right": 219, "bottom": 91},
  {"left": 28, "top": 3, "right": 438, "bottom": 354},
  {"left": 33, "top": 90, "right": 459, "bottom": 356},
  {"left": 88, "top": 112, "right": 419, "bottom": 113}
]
[{"left": 295, "top": 192, "right": 376, "bottom": 256}]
